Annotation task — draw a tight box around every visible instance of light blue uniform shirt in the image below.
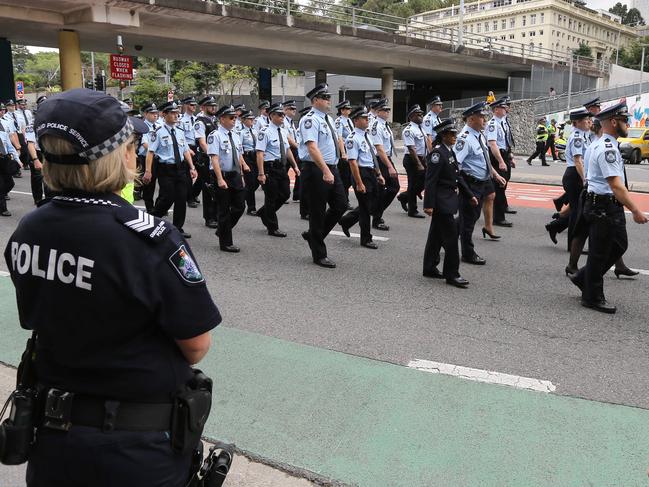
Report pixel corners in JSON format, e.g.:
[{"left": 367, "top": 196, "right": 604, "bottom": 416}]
[
  {"left": 565, "top": 128, "right": 588, "bottom": 168},
  {"left": 335, "top": 115, "right": 354, "bottom": 140},
  {"left": 180, "top": 113, "right": 196, "bottom": 145},
  {"left": 402, "top": 121, "right": 427, "bottom": 156},
  {"left": 24, "top": 123, "right": 39, "bottom": 151},
  {"left": 240, "top": 125, "right": 256, "bottom": 152},
  {"left": 148, "top": 124, "right": 189, "bottom": 164},
  {"left": 138, "top": 120, "right": 161, "bottom": 156},
  {"left": 193, "top": 112, "right": 214, "bottom": 141},
  {"left": 586, "top": 135, "right": 625, "bottom": 195},
  {"left": 346, "top": 127, "right": 375, "bottom": 168},
  {"left": 207, "top": 126, "right": 243, "bottom": 172},
  {"left": 369, "top": 117, "right": 394, "bottom": 158},
  {"left": 583, "top": 133, "right": 600, "bottom": 179},
  {"left": 422, "top": 111, "right": 440, "bottom": 137},
  {"left": 486, "top": 116, "right": 507, "bottom": 150},
  {"left": 0, "top": 118, "right": 16, "bottom": 134},
  {"left": 234, "top": 118, "right": 243, "bottom": 133},
  {"left": 283, "top": 116, "right": 298, "bottom": 143},
  {"left": 0, "top": 130, "right": 18, "bottom": 159},
  {"left": 298, "top": 108, "right": 338, "bottom": 165},
  {"left": 253, "top": 115, "right": 269, "bottom": 134},
  {"left": 454, "top": 125, "right": 491, "bottom": 181},
  {"left": 256, "top": 123, "right": 289, "bottom": 162}
]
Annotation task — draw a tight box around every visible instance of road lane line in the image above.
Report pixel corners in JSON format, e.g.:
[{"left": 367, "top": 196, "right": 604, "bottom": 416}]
[
  {"left": 0, "top": 271, "right": 9, "bottom": 277},
  {"left": 407, "top": 359, "right": 557, "bottom": 393},
  {"left": 329, "top": 230, "right": 389, "bottom": 241}
]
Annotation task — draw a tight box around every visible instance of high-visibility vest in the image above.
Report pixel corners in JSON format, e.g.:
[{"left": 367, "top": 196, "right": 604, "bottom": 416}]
[{"left": 536, "top": 124, "right": 548, "bottom": 142}]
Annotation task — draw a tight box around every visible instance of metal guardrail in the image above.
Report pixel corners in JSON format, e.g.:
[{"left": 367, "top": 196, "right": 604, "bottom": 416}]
[
  {"left": 209, "top": 0, "right": 609, "bottom": 74},
  {"left": 534, "top": 81, "right": 646, "bottom": 115}
]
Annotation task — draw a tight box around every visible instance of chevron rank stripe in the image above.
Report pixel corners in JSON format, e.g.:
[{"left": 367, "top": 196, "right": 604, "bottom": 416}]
[{"left": 124, "top": 210, "right": 155, "bottom": 232}]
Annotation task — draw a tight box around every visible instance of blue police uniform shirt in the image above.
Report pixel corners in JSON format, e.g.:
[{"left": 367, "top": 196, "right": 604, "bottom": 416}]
[
  {"left": 346, "top": 128, "right": 375, "bottom": 168},
  {"left": 565, "top": 128, "right": 588, "bottom": 168},
  {"left": 422, "top": 111, "right": 440, "bottom": 137},
  {"left": 138, "top": 120, "right": 161, "bottom": 156},
  {"left": 256, "top": 123, "right": 289, "bottom": 161},
  {"left": 583, "top": 133, "right": 600, "bottom": 179},
  {"left": 1, "top": 118, "right": 16, "bottom": 134},
  {"left": 298, "top": 108, "right": 338, "bottom": 165},
  {"left": 486, "top": 116, "right": 507, "bottom": 150},
  {"left": 454, "top": 124, "right": 491, "bottom": 181},
  {"left": 207, "top": 125, "right": 243, "bottom": 172},
  {"left": 24, "top": 122, "right": 39, "bottom": 151},
  {"left": 402, "top": 121, "right": 427, "bottom": 156},
  {"left": 3, "top": 192, "right": 221, "bottom": 401},
  {"left": 234, "top": 118, "right": 243, "bottom": 133},
  {"left": 587, "top": 135, "right": 625, "bottom": 195},
  {"left": 369, "top": 118, "right": 394, "bottom": 158},
  {"left": 180, "top": 113, "right": 196, "bottom": 145},
  {"left": 283, "top": 116, "right": 298, "bottom": 142},
  {"left": 335, "top": 115, "right": 354, "bottom": 140},
  {"left": 148, "top": 124, "right": 190, "bottom": 164},
  {"left": 253, "top": 115, "right": 269, "bottom": 133},
  {"left": 240, "top": 125, "right": 256, "bottom": 152},
  {"left": 193, "top": 112, "right": 214, "bottom": 141},
  {"left": 0, "top": 129, "right": 18, "bottom": 158}
]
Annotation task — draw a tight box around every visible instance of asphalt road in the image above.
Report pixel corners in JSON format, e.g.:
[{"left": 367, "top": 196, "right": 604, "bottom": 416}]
[{"left": 1, "top": 174, "right": 648, "bottom": 411}]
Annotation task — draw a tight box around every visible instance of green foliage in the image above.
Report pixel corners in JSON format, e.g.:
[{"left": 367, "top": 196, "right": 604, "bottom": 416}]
[
  {"left": 11, "top": 45, "right": 33, "bottom": 73},
  {"left": 617, "top": 36, "right": 649, "bottom": 69},
  {"left": 609, "top": 2, "right": 645, "bottom": 25},
  {"left": 23, "top": 52, "right": 61, "bottom": 90},
  {"left": 132, "top": 78, "right": 173, "bottom": 108},
  {"left": 341, "top": 0, "right": 458, "bottom": 18},
  {"left": 573, "top": 43, "right": 592, "bottom": 59}
]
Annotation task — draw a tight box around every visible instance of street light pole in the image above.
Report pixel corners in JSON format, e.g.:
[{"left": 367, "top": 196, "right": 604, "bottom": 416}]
[{"left": 640, "top": 45, "right": 646, "bottom": 100}]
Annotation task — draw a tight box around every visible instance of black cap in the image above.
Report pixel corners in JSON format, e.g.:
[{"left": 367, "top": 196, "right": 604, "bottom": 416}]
[
  {"left": 462, "top": 102, "right": 489, "bottom": 118},
  {"left": 233, "top": 103, "right": 246, "bottom": 111},
  {"left": 35, "top": 88, "right": 135, "bottom": 166},
  {"left": 490, "top": 97, "right": 509, "bottom": 109},
  {"left": 368, "top": 98, "right": 388, "bottom": 109},
  {"left": 4, "top": 99, "right": 15, "bottom": 106},
  {"left": 258, "top": 100, "right": 270, "bottom": 110},
  {"left": 17, "top": 99, "right": 27, "bottom": 104},
  {"left": 181, "top": 96, "right": 197, "bottom": 105},
  {"left": 349, "top": 106, "right": 369, "bottom": 119},
  {"left": 569, "top": 107, "right": 590, "bottom": 121},
  {"left": 583, "top": 98, "right": 601, "bottom": 109},
  {"left": 299, "top": 106, "right": 311, "bottom": 116},
  {"left": 428, "top": 96, "right": 443, "bottom": 106},
  {"left": 36, "top": 95, "right": 48, "bottom": 105},
  {"left": 407, "top": 105, "right": 424, "bottom": 118},
  {"left": 268, "top": 103, "right": 285, "bottom": 115},
  {"left": 375, "top": 99, "right": 390, "bottom": 111},
  {"left": 283, "top": 100, "right": 297, "bottom": 109},
  {"left": 241, "top": 109, "right": 255, "bottom": 119},
  {"left": 0, "top": 103, "right": 5, "bottom": 110},
  {"left": 142, "top": 102, "right": 159, "bottom": 113},
  {"left": 159, "top": 100, "right": 181, "bottom": 113},
  {"left": 433, "top": 119, "right": 457, "bottom": 134},
  {"left": 596, "top": 102, "right": 629, "bottom": 121},
  {"left": 306, "top": 83, "right": 331, "bottom": 100},
  {"left": 122, "top": 98, "right": 133, "bottom": 104},
  {"left": 216, "top": 105, "right": 236, "bottom": 117},
  {"left": 198, "top": 96, "right": 218, "bottom": 106},
  {"left": 336, "top": 100, "right": 352, "bottom": 110}
]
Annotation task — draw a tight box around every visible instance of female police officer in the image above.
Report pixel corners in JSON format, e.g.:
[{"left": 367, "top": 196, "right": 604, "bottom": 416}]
[{"left": 3, "top": 88, "right": 222, "bottom": 486}]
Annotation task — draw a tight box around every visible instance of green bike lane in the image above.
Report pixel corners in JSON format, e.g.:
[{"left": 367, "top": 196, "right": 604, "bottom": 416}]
[{"left": 1, "top": 276, "right": 649, "bottom": 486}]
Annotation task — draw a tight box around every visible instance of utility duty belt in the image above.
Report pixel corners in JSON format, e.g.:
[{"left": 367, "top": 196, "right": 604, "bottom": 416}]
[
  {"left": 265, "top": 160, "right": 285, "bottom": 168},
  {"left": 586, "top": 192, "right": 621, "bottom": 206},
  {"left": 460, "top": 171, "right": 489, "bottom": 185}
]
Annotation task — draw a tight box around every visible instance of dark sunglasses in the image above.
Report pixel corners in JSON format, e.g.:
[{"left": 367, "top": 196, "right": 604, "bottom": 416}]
[{"left": 316, "top": 94, "right": 331, "bottom": 100}]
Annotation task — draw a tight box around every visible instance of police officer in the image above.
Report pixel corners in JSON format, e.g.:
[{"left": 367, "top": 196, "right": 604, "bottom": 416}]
[
  {"left": 422, "top": 96, "right": 443, "bottom": 149},
  {"left": 207, "top": 105, "right": 250, "bottom": 252},
  {"left": 397, "top": 105, "right": 427, "bottom": 218},
  {"left": 180, "top": 96, "right": 200, "bottom": 207},
  {"left": 487, "top": 97, "right": 514, "bottom": 228},
  {"left": 338, "top": 106, "right": 385, "bottom": 248},
  {"left": 282, "top": 100, "right": 301, "bottom": 203},
  {"left": 423, "top": 119, "right": 476, "bottom": 288},
  {"left": 369, "top": 99, "right": 399, "bottom": 231},
  {"left": 3, "top": 99, "right": 25, "bottom": 177},
  {"left": 455, "top": 102, "right": 507, "bottom": 265},
  {"left": 138, "top": 102, "right": 161, "bottom": 211},
  {"left": 0, "top": 104, "right": 20, "bottom": 216},
  {"left": 144, "top": 101, "right": 197, "bottom": 238},
  {"left": 526, "top": 117, "right": 549, "bottom": 166},
  {"left": 24, "top": 96, "right": 51, "bottom": 205},
  {"left": 194, "top": 96, "right": 219, "bottom": 228},
  {"left": 3, "top": 88, "right": 221, "bottom": 486},
  {"left": 335, "top": 100, "right": 354, "bottom": 205},
  {"left": 299, "top": 83, "right": 348, "bottom": 268},
  {"left": 569, "top": 103, "right": 647, "bottom": 313},
  {"left": 254, "top": 100, "right": 270, "bottom": 133},
  {"left": 240, "top": 109, "right": 258, "bottom": 216},
  {"left": 562, "top": 107, "right": 591, "bottom": 250},
  {"left": 296, "top": 105, "right": 312, "bottom": 219},
  {"left": 233, "top": 103, "right": 246, "bottom": 133},
  {"left": 256, "top": 103, "right": 300, "bottom": 237}
]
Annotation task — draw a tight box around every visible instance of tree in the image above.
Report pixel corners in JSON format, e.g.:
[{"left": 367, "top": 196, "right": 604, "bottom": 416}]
[
  {"left": 609, "top": 2, "right": 627, "bottom": 19},
  {"left": 24, "top": 52, "right": 61, "bottom": 90},
  {"left": 11, "top": 45, "right": 33, "bottom": 73},
  {"left": 609, "top": 2, "right": 645, "bottom": 26},
  {"left": 617, "top": 36, "right": 649, "bottom": 69},
  {"left": 573, "top": 43, "right": 592, "bottom": 59},
  {"left": 132, "top": 78, "right": 173, "bottom": 108}
]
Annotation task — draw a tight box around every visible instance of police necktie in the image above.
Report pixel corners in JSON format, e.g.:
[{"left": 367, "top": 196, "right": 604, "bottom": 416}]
[
  {"left": 228, "top": 131, "right": 239, "bottom": 173},
  {"left": 505, "top": 119, "right": 515, "bottom": 148},
  {"left": 418, "top": 123, "right": 429, "bottom": 155},
  {"left": 278, "top": 127, "right": 287, "bottom": 165},
  {"left": 324, "top": 116, "right": 340, "bottom": 160},
  {"left": 249, "top": 128, "right": 254, "bottom": 148},
  {"left": 364, "top": 133, "right": 380, "bottom": 171},
  {"left": 477, "top": 134, "right": 491, "bottom": 179},
  {"left": 347, "top": 119, "right": 353, "bottom": 134},
  {"left": 11, "top": 112, "right": 18, "bottom": 131},
  {"left": 386, "top": 123, "right": 395, "bottom": 158},
  {"left": 170, "top": 128, "right": 182, "bottom": 164}
]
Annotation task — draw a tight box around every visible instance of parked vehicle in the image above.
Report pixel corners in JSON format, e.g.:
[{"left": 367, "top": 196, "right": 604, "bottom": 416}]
[{"left": 619, "top": 127, "right": 649, "bottom": 165}]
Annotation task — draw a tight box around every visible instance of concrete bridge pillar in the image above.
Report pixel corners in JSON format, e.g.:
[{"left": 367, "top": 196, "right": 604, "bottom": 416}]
[
  {"left": 315, "top": 69, "right": 327, "bottom": 86},
  {"left": 0, "top": 38, "right": 15, "bottom": 102},
  {"left": 381, "top": 67, "right": 394, "bottom": 122},
  {"left": 58, "top": 30, "right": 82, "bottom": 90}
]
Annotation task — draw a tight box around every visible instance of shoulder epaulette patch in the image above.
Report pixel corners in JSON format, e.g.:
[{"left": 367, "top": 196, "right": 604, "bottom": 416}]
[{"left": 114, "top": 207, "right": 171, "bottom": 242}]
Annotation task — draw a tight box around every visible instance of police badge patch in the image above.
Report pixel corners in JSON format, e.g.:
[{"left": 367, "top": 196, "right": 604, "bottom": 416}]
[
  {"left": 573, "top": 139, "right": 582, "bottom": 149},
  {"left": 404, "top": 130, "right": 411, "bottom": 138},
  {"left": 150, "top": 132, "right": 157, "bottom": 142},
  {"left": 430, "top": 152, "right": 441, "bottom": 164},
  {"left": 425, "top": 120, "right": 430, "bottom": 126},
  {"left": 605, "top": 151, "right": 617, "bottom": 163},
  {"left": 169, "top": 245, "right": 204, "bottom": 284},
  {"left": 488, "top": 124, "right": 495, "bottom": 132},
  {"left": 456, "top": 140, "right": 465, "bottom": 151},
  {"left": 304, "top": 120, "right": 313, "bottom": 129},
  {"left": 371, "top": 127, "right": 377, "bottom": 136},
  {"left": 194, "top": 122, "right": 201, "bottom": 131},
  {"left": 258, "top": 132, "right": 264, "bottom": 141},
  {"left": 346, "top": 140, "right": 354, "bottom": 149},
  {"left": 207, "top": 135, "right": 214, "bottom": 144}
]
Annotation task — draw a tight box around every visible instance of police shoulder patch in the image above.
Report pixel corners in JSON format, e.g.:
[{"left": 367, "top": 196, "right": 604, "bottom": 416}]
[
  {"left": 605, "top": 151, "right": 617, "bottom": 163},
  {"left": 114, "top": 207, "right": 171, "bottom": 243},
  {"left": 304, "top": 119, "right": 313, "bottom": 129},
  {"left": 430, "top": 152, "right": 441, "bottom": 164},
  {"left": 455, "top": 140, "right": 465, "bottom": 151},
  {"left": 168, "top": 244, "right": 204, "bottom": 284},
  {"left": 149, "top": 132, "right": 157, "bottom": 142},
  {"left": 424, "top": 120, "right": 430, "bottom": 126},
  {"left": 404, "top": 130, "right": 411, "bottom": 138},
  {"left": 488, "top": 124, "right": 495, "bottom": 132},
  {"left": 258, "top": 132, "right": 265, "bottom": 141},
  {"left": 335, "top": 120, "right": 340, "bottom": 128},
  {"left": 346, "top": 139, "right": 354, "bottom": 149},
  {"left": 207, "top": 135, "right": 214, "bottom": 145},
  {"left": 194, "top": 122, "right": 202, "bottom": 131},
  {"left": 573, "top": 138, "right": 582, "bottom": 148}
]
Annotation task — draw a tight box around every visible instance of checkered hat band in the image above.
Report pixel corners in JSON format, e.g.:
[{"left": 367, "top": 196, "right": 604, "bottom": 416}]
[{"left": 80, "top": 120, "right": 134, "bottom": 161}]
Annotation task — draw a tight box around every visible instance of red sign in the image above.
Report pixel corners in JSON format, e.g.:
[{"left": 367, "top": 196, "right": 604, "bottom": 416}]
[
  {"left": 15, "top": 81, "right": 24, "bottom": 99},
  {"left": 110, "top": 54, "right": 133, "bottom": 80}
]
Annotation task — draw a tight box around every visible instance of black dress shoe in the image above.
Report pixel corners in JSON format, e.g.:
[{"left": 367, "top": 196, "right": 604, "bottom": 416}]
[
  {"left": 346, "top": 203, "right": 354, "bottom": 211},
  {"left": 614, "top": 267, "right": 639, "bottom": 279},
  {"left": 408, "top": 212, "right": 426, "bottom": 219},
  {"left": 581, "top": 299, "right": 616, "bottom": 314},
  {"left": 423, "top": 268, "right": 444, "bottom": 279},
  {"left": 542, "top": 163, "right": 550, "bottom": 166},
  {"left": 446, "top": 277, "right": 469, "bottom": 288},
  {"left": 372, "top": 222, "right": 390, "bottom": 231},
  {"left": 397, "top": 193, "right": 408, "bottom": 212},
  {"left": 314, "top": 257, "right": 336, "bottom": 268},
  {"left": 568, "top": 273, "right": 583, "bottom": 291},
  {"left": 205, "top": 220, "right": 218, "bottom": 229},
  {"left": 493, "top": 220, "right": 512, "bottom": 227},
  {"left": 13, "top": 171, "right": 22, "bottom": 178},
  {"left": 340, "top": 223, "right": 351, "bottom": 237},
  {"left": 462, "top": 255, "right": 486, "bottom": 265},
  {"left": 268, "top": 229, "right": 287, "bottom": 237},
  {"left": 361, "top": 241, "right": 378, "bottom": 249},
  {"left": 187, "top": 200, "right": 198, "bottom": 208},
  {"left": 247, "top": 209, "right": 258, "bottom": 216},
  {"left": 220, "top": 245, "right": 240, "bottom": 253},
  {"left": 504, "top": 208, "right": 517, "bottom": 214},
  {"left": 179, "top": 229, "right": 191, "bottom": 239},
  {"left": 1, "top": 210, "right": 11, "bottom": 217},
  {"left": 545, "top": 223, "right": 558, "bottom": 244},
  {"left": 553, "top": 198, "right": 563, "bottom": 212}
]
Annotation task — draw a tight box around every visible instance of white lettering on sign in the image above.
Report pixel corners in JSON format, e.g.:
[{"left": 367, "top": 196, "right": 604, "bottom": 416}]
[{"left": 10, "top": 242, "right": 95, "bottom": 291}]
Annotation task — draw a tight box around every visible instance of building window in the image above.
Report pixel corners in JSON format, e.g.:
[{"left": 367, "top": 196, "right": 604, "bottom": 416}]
[
  {"left": 477, "top": 23, "right": 481, "bottom": 33},
  {"left": 510, "top": 17, "right": 515, "bottom": 28},
  {"left": 501, "top": 35, "right": 506, "bottom": 40},
  {"left": 558, "top": 14, "right": 562, "bottom": 22},
  {"left": 521, "top": 32, "right": 526, "bottom": 37},
  {"left": 540, "top": 13, "right": 544, "bottom": 23},
  {"left": 540, "top": 29, "right": 543, "bottom": 35},
  {"left": 470, "top": 24, "right": 474, "bottom": 33},
  {"left": 531, "top": 14, "right": 536, "bottom": 25},
  {"left": 485, "top": 22, "right": 489, "bottom": 32},
  {"left": 493, "top": 21, "right": 498, "bottom": 31},
  {"left": 522, "top": 15, "right": 526, "bottom": 26},
  {"left": 530, "top": 31, "right": 536, "bottom": 36},
  {"left": 502, "top": 19, "right": 507, "bottom": 30},
  {"left": 510, "top": 34, "right": 515, "bottom": 39}
]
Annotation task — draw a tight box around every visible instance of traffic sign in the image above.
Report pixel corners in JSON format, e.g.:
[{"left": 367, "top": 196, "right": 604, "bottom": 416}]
[
  {"left": 15, "top": 81, "right": 24, "bottom": 99},
  {"left": 109, "top": 54, "right": 133, "bottom": 80}
]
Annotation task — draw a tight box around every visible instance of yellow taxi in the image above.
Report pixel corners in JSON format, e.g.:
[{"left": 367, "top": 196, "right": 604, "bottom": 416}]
[{"left": 619, "top": 127, "right": 649, "bottom": 164}]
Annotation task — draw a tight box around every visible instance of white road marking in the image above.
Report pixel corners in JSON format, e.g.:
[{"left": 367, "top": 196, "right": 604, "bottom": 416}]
[
  {"left": 0, "top": 270, "right": 9, "bottom": 277},
  {"left": 407, "top": 359, "right": 557, "bottom": 393},
  {"left": 609, "top": 267, "right": 649, "bottom": 276},
  {"left": 329, "top": 230, "right": 389, "bottom": 241},
  {"left": 9, "top": 190, "right": 32, "bottom": 196}
]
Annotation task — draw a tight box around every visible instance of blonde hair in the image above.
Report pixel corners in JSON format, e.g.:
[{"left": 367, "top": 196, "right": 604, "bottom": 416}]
[{"left": 40, "top": 136, "right": 133, "bottom": 193}]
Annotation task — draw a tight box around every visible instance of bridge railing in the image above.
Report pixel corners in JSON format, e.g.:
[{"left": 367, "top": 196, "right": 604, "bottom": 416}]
[{"left": 208, "top": 0, "right": 609, "bottom": 75}]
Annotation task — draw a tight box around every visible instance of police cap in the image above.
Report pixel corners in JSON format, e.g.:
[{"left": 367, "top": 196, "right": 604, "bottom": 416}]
[
  {"left": 407, "top": 104, "right": 424, "bottom": 118},
  {"left": 35, "top": 88, "right": 136, "bottom": 166},
  {"left": 283, "top": 100, "right": 297, "bottom": 109},
  {"left": 233, "top": 103, "right": 246, "bottom": 111},
  {"left": 0, "top": 103, "right": 5, "bottom": 110},
  {"left": 216, "top": 105, "right": 237, "bottom": 118},
  {"left": 198, "top": 96, "right": 217, "bottom": 107},
  {"left": 118, "top": 101, "right": 149, "bottom": 132},
  {"left": 258, "top": 100, "right": 270, "bottom": 110},
  {"left": 268, "top": 103, "right": 285, "bottom": 115},
  {"left": 568, "top": 107, "right": 590, "bottom": 121},
  {"left": 181, "top": 96, "right": 197, "bottom": 105},
  {"left": 375, "top": 99, "right": 391, "bottom": 111},
  {"left": 17, "top": 99, "right": 27, "bottom": 105},
  {"left": 36, "top": 96, "right": 48, "bottom": 106},
  {"left": 349, "top": 106, "right": 369, "bottom": 119},
  {"left": 596, "top": 102, "right": 629, "bottom": 121},
  {"left": 583, "top": 98, "right": 601, "bottom": 110},
  {"left": 368, "top": 98, "right": 387, "bottom": 109},
  {"left": 142, "top": 102, "right": 159, "bottom": 113},
  {"left": 4, "top": 99, "right": 15, "bottom": 106},
  {"left": 336, "top": 100, "right": 352, "bottom": 110},
  {"left": 298, "top": 106, "right": 311, "bottom": 116},
  {"left": 241, "top": 109, "right": 255, "bottom": 119},
  {"left": 428, "top": 96, "right": 443, "bottom": 106},
  {"left": 490, "top": 97, "right": 509, "bottom": 109},
  {"left": 433, "top": 119, "right": 457, "bottom": 134},
  {"left": 306, "top": 83, "right": 331, "bottom": 100},
  {"left": 159, "top": 100, "right": 181, "bottom": 113},
  {"left": 462, "top": 102, "right": 489, "bottom": 118}
]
